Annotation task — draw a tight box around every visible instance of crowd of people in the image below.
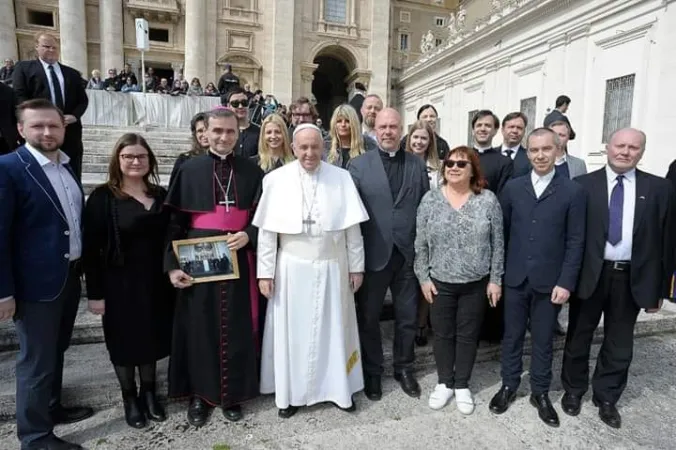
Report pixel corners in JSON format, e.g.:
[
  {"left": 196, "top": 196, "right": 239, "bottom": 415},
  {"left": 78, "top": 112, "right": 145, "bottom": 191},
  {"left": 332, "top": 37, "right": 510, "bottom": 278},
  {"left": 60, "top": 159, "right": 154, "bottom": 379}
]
[{"left": 1, "top": 32, "right": 676, "bottom": 450}]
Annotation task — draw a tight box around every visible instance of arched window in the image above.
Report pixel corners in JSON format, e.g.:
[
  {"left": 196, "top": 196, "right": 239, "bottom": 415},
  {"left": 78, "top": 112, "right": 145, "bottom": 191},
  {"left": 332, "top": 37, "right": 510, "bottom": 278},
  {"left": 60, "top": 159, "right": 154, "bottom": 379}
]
[{"left": 324, "top": 0, "right": 347, "bottom": 23}]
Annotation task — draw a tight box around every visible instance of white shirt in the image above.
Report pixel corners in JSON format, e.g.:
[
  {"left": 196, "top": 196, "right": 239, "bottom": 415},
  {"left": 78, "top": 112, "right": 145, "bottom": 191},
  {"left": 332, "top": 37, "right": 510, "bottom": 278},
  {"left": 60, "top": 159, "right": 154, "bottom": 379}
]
[
  {"left": 530, "top": 169, "right": 555, "bottom": 198},
  {"left": 555, "top": 154, "right": 568, "bottom": 166},
  {"left": 501, "top": 145, "right": 519, "bottom": 160},
  {"left": 39, "top": 59, "right": 65, "bottom": 106},
  {"left": 604, "top": 166, "right": 635, "bottom": 261}
]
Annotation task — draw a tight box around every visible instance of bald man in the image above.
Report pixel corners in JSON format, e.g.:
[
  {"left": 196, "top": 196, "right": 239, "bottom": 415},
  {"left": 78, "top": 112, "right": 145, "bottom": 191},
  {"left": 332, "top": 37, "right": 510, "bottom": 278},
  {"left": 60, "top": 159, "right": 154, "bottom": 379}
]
[
  {"left": 254, "top": 124, "right": 369, "bottom": 418},
  {"left": 561, "top": 128, "right": 675, "bottom": 429},
  {"left": 348, "top": 108, "right": 430, "bottom": 400}
]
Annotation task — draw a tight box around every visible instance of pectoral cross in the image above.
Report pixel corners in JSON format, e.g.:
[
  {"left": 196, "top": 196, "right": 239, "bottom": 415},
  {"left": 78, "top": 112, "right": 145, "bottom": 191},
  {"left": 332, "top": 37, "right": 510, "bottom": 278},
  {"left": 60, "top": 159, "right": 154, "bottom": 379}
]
[
  {"left": 303, "top": 214, "right": 316, "bottom": 232},
  {"left": 219, "top": 197, "right": 235, "bottom": 212}
]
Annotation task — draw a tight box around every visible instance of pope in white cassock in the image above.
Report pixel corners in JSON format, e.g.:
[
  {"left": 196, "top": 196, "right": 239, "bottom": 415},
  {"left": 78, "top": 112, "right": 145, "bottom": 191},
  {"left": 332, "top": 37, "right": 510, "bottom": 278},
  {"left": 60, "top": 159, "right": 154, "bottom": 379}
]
[{"left": 253, "top": 123, "right": 369, "bottom": 419}]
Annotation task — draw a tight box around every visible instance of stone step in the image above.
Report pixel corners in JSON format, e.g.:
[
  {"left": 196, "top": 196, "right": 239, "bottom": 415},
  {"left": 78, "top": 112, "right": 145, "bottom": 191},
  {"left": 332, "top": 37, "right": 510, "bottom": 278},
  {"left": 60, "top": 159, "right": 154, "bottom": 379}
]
[{"left": 0, "top": 304, "right": 674, "bottom": 418}]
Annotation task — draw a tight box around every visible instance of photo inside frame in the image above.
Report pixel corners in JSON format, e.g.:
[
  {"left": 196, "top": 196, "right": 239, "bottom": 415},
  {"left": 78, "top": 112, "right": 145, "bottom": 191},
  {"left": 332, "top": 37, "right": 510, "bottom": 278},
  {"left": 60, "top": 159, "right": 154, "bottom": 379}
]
[{"left": 172, "top": 236, "right": 240, "bottom": 283}]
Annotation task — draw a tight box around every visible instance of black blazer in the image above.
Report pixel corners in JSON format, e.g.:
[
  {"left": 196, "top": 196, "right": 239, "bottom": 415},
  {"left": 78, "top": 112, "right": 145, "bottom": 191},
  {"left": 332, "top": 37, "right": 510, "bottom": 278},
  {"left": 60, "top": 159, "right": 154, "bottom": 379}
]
[
  {"left": 667, "top": 159, "right": 676, "bottom": 192},
  {"left": 349, "top": 92, "right": 365, "bottom": 122},
  {"left": 478, "top": 149, "right": 514, "bottom": 195},
  {"left": 495, "top": 145, "right": 530, "bottom": 178},
  {"left": 500, "top": 172, "right": 587, "bottom": 293},
  {"left": 0, "top": 82, "right": 20, "bottom": 154},
  {"left": 575, "top": 168, "right": 676, "bottom": 308},
  {"left": 12, "top": 59, "right": 88, "bottom": 123}
]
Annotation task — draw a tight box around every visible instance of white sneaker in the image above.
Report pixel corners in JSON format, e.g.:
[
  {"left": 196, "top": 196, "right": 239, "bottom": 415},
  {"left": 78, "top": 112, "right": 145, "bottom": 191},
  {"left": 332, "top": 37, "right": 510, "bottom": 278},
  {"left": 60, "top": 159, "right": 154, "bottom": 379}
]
[
  {"left": 455, "top": 388, "right": 475, "bottom": 415},
  {"left": 428, "top": 384, "right": 454, "bottom": 410}
]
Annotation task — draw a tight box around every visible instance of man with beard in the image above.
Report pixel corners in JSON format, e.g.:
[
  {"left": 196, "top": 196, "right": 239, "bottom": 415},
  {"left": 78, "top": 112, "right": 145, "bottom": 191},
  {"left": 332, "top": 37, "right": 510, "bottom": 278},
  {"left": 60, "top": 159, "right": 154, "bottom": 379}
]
[
  {"left": 224, "top": 87, "right": 260, "bottom": 159},
  {"left": 0, "top": 99, "right": 93, "bottom": 450},
  {"left": 361, "top": 94, "right": 383, "bottom": 143},
  {"left": 164, "top": 108, "right": 264, "bottom": 426}
]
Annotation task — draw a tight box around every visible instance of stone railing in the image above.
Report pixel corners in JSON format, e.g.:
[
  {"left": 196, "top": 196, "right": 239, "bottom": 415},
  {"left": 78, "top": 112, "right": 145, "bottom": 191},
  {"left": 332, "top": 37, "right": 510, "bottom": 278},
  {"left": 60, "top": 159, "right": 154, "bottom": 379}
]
[{"left": 125, "top": 0, "right": 181, "bottom": 23}]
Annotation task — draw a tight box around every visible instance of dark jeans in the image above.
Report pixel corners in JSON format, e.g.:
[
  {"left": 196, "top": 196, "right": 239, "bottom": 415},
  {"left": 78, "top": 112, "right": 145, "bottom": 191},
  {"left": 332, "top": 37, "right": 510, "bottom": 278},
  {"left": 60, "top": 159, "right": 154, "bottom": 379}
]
[
  {"left": 501, "top": 280, "right": 561, "bottom": 395},
  {"left": 357, "top": 246, "right": 418, "bottom": 376},
  {"left": 430, "top": 277, "right": 488, "bottom": 389},
  {"left": 14, "top": 262, "right": 81, "bottom": 446},
  {"left": 561, "top": 266, "right": 640, "bottom": 405}
]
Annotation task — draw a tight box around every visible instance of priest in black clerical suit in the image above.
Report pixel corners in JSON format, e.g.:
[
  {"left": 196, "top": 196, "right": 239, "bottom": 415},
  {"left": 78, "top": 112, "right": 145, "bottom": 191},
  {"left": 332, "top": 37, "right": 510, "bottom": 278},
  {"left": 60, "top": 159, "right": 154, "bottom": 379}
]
[
  {"left": 471, "top": 110, "right": 514, "bottom": 195},
  {"left": 164, "top": 109, "right": 264, "bottom": 427},
  {"left": 0, "top": 82, "right": 20, "bottom": 154},
  {"left": 12, "top": 33, "right": 89, "bottom": 178}
]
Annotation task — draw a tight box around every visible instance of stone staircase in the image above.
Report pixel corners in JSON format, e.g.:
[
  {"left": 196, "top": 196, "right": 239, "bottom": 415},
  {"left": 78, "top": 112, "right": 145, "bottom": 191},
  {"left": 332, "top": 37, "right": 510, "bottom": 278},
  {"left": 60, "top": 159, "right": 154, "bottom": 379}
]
[{"left": 80, "top": 125, "right": 193, "bottom": 194}]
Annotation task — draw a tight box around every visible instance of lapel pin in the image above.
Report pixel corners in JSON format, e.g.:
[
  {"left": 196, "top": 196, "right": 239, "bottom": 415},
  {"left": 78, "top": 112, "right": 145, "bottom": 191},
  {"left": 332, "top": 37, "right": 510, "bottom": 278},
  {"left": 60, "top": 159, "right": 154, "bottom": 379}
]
[{"left": 639, "top": 196, "right": 645, "bottom": 200}]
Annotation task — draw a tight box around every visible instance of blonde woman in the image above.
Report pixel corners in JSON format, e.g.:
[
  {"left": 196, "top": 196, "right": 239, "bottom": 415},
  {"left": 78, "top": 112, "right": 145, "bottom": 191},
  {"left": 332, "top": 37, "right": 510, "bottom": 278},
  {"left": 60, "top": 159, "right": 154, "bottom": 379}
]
[
  {"left": 406, "top": 120, "right": 442, "bottom": 190},
  {"left": 252, "top": 113, "right": 295, "bottom": 173},
  {"left": 325, "top": 104, "right": 371, "bottom": 169}
]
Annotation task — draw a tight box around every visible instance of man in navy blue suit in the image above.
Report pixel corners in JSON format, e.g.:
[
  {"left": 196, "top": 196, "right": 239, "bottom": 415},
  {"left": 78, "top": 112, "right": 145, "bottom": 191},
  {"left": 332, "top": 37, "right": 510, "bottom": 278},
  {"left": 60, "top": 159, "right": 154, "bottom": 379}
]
[
  {"left": 0, "top": 99, "right": 92, "bottom": 450},
  {"left": 488, "top": 127, "right": 586, "bottom": 428}
]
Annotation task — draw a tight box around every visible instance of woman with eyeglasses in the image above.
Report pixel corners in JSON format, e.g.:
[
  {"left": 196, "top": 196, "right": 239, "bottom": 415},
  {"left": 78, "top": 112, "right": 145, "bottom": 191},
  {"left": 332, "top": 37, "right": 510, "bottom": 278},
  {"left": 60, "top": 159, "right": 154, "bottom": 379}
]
[
  {"left": 325, "top": 104, "right": 374, "bottom": 169},
  {"left": 83, "top": 133, "right": 174, "bottom": 429},
  {"left": 400, "top": 105, "right": 450, "bottom": 159},
  {"left": 405, "top": 120, "right": 442, "bottom": 347},
  {"left": 252, "top": 114, "right": 295, "bottom": 173},
  {"left": 169, "top": 112, "right": 210, "bottom": 185},
  {"left": 414, "top": 146, "right": 504, "bottom": 415}
]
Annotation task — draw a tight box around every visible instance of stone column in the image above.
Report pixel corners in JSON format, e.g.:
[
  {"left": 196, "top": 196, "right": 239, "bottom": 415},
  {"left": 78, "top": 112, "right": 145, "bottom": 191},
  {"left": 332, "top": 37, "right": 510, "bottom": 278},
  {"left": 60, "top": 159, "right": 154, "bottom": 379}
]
[
  {"left": 369, "top": 0, "right": 391, "bottom": 104},
  {"left": 271, "top": 0, "right": 295, "bottom": 104},
  {"left": 99, "top": 0, "right": 124, "bottom": 73},
  {"left": 184, "top": 0, "right": 207, "bottom": 84},
  {"left": 0, "top": 0, "right": 18, "bottom": 60},
  {"left": 59, "top": 0, "right": 88, "bottom": 74}
]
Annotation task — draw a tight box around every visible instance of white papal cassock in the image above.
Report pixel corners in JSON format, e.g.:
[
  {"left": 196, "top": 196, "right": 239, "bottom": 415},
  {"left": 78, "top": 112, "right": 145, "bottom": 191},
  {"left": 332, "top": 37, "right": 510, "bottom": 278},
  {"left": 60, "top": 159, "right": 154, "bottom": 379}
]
[{"left": 252, "top": 160, "right": 369, "bottom": 409}]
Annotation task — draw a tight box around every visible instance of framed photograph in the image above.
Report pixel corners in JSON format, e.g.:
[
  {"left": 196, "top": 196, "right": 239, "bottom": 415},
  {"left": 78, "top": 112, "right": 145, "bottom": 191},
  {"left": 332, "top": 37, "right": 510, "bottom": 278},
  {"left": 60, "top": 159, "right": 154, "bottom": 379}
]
[{"left": 172, "top": 235, "right": 240, "bottom": 283}]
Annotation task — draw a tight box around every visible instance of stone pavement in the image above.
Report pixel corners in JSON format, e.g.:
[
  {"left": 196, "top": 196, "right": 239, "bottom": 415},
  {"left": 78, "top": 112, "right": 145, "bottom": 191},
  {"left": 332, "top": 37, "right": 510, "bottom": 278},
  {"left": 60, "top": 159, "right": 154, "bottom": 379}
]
[{"left": 0, "top": 333, "right": 675, "bottom": 450}]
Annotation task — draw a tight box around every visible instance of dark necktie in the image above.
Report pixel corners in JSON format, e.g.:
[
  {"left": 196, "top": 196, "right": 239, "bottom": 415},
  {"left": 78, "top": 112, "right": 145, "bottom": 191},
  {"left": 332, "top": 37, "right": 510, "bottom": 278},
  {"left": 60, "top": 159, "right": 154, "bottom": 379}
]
[
  {"left": 504, "top": 149, "right": 514, "bottom": 159},
  {"left": 48, "top": 65, "right": 65, "bottom": 111},
  {"left": 608, "top": 175, "right": 624, "bottom": 245}
]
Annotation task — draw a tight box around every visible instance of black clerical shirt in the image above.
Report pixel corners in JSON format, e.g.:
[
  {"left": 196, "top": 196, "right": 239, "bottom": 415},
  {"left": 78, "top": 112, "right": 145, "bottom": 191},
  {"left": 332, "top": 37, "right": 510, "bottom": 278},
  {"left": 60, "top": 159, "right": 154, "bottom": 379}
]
[{"left": 379, "top": 148, "right": 405, "bottom": 200}]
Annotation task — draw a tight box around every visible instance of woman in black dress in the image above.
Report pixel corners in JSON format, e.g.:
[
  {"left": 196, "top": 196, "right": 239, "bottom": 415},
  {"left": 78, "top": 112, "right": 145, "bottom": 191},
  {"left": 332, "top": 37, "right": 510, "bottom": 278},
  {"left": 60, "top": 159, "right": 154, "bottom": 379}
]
[{"left": 83, "top": 133, "right": 174, "bottom": 429}]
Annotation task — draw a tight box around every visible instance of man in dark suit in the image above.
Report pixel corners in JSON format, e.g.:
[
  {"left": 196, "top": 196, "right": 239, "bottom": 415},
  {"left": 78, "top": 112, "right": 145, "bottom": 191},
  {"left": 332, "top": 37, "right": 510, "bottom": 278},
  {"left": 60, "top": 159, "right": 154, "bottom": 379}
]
[
  {"left": 497, "top": 112, "right": 530, "bottom": 178},
  {"left": 11, "top": 33, "right": 89, "bottom": 179},
  {"left": 561, "top": 128, "right": 675, "bottom": 429},
  {"left": 543, "top": 95, "right": 576, "bottom": 140},
  {"left": 348, "top": 108, "right": 430, "bottom": 401},
  {"left": 0, "top": 82, "right": 21, "bottom": 154},
  {"left": 489, "top": 128, "right": 586, "bottom": 428},
  {"left": 349, "top": 82, "right": 367, "bottom": 123},
  {"left": 0, "top": 99, "right": 93, "bottom": 449}
]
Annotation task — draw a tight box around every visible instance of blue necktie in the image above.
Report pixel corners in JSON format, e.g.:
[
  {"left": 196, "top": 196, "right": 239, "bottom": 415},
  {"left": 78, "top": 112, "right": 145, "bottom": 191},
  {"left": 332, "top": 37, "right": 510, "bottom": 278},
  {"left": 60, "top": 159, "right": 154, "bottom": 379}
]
[{"left": 608, "top": 175, "right": 624, "bottom": 245}]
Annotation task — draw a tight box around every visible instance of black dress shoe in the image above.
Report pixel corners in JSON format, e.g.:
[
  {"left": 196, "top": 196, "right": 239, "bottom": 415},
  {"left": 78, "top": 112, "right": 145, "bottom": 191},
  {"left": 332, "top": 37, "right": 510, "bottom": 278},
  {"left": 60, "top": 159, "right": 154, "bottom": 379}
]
[
  {"left": 561, "top": 393, "right": 582, "bottom": 416},
  {"left": 364, "top": 375, "right": 382, "bottom": 401},
  {"left": 593, "top": 398, "right": 621, "bottom": 429},
  {"left": 187, "top": 397, "right": 211, "bottom": 427},
  {"left": 141, "top": 389, "right": 166, "bottom": 422},
  {"left": 29, "top": 436, "right": 84, "bottom": 450},
  {"left": 394, "top": 371, "right": 421, "bottom": 398},
  {"left": 530, "top": 393, "right": 560, "bottom": 427},
  {"left": 415, "top": 327, "right": 428, "bottom": 346},
  {"left": 489, "top": 386, "right": 517, "bottom": 414},
  {"left": 278, "top": 406, "right": 299, "bottom": 419},
  {"left": 50, "top": 405, "right": 94, "bottom": 425},
  {"left": 222, "top": 404, "right": 243, "bottom": 422},
  {"left": 122, "top": 395, "right": 147, "bottom": 429}
]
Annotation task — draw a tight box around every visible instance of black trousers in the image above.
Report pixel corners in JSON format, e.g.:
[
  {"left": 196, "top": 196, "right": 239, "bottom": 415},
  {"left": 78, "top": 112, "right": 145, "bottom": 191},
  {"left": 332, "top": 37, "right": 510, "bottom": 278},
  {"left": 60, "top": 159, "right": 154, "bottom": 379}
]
[
  {"left": 62, "top": 126, "right": 83, "bottom": 181},
  {"left": 430, "top": 277, "right": 488, "bottom": 389},
  {"left": 561, "top": 265, "right": 640, "bottom": 404},
  {"left": 501, "top": 280, "right": 561, "bottom": 394},
  {"left": 357, "top": 246, "right": 418, "bottom": 376},
  {"left": 14, "top": 261, "right": 81, "bottom": 446}
]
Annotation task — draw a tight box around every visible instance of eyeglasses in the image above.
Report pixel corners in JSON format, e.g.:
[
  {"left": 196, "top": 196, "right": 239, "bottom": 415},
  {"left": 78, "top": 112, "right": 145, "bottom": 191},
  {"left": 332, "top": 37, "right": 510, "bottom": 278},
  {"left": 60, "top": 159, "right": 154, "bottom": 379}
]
[
  {"left": 230, "top": 100, "right": 249, "bottom": 108},
  {"left": 120, "top": 154, "right": 148, "bottom": 162},
  {"left": 444, "top": 160, "right": 470, "bottom": 169}
]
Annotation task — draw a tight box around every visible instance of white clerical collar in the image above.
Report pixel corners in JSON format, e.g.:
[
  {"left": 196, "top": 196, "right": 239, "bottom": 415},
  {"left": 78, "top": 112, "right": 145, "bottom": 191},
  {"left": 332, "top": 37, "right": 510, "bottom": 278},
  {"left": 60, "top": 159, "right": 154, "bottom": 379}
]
[
  {"left": 209, "top": 149, "right": 232, "bottom": 160},
  {"left": 605, "top": 165, "right": 636, "bottom": 183},
  {"left": 25, "top": 142, "right": 69, "bottom": 167},
  {"left": 474, "top": 145, "right": 492, "bottom": 154},
  {"left": 379, "top": 148, "right": 398, "bottom": 157},
  {"left": 531, "top": 169, "right": 556, "bottom": 185}
]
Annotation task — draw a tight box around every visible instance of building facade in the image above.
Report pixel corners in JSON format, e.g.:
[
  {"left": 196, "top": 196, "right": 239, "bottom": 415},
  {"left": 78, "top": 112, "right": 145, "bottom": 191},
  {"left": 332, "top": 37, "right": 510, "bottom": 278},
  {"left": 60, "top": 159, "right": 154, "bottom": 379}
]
[
  {"left": 0, "top": 0, "right": 395, "bottom": 108},
  {"left": 396, "top": 0, "right": 676, "bottom": 176}
]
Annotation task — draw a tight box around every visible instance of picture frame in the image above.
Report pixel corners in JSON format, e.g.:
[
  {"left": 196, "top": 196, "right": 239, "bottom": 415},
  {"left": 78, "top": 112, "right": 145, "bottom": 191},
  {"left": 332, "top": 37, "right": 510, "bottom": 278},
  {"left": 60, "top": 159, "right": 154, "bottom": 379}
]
[{"left": 172, "top": 235, "right": 240, "bottom": 283}]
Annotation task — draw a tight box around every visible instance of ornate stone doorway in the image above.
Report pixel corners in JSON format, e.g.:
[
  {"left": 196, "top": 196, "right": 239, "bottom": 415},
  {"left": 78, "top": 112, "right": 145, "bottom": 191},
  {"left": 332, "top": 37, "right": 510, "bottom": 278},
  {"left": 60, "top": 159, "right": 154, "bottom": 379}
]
[{"left": 311, "top": 45, "right": 358, "bottom": 125}]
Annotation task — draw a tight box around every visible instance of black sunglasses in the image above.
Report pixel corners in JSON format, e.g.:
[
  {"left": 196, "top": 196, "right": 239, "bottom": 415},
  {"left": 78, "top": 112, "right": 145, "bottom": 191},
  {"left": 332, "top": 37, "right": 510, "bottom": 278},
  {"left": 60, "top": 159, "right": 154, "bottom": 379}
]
[
  {"left": 444, "top": 160, "right": 470, "bottom": 169},
  {"left": 230, "top": 99, "right": 249, "bottom": 108}
]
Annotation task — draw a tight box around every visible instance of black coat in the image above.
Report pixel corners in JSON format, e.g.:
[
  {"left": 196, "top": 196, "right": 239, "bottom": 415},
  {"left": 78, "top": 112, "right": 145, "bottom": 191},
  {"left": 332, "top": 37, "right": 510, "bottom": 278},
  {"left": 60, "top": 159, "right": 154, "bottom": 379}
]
[{"left": 0, "top": 82, "right": 20, "bottom": 154}]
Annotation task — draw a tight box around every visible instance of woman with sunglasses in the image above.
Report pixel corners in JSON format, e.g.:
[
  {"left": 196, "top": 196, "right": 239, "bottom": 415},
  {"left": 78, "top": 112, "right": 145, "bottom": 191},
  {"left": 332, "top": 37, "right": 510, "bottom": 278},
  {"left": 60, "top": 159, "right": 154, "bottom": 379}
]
[
  {"left": 226, "top": 87, "right": 260, "bottom": 158},
  {"left": 414, "top": 146, "right": 504, "bottom": 415}
]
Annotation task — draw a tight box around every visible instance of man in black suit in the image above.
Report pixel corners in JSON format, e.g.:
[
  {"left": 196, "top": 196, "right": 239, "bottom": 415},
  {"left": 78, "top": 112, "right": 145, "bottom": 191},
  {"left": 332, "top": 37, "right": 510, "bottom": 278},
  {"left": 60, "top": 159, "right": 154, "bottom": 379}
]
[
  {"left": 348, "top": 108, "right": 430, "bottom": 401},
  {"left": 561, "top": 128, "right": 676, "bottom": 429},
  {"left": 543, "top": 95, "right": 576, "bottom": 140},
  {"left": 667, "top": 159, "right": 676, "bottom": 192},
  {"left": 12, "top": 33, "right": 89, "bottom": 179},
  {"left": 489, "top": 128, "right": 586, "bottom": 428},
  {"left": 0, "top": 82, "right": 20, "bottom": 154},
  {"left": 349, "top": 82, "right": 367, "bottom": 123},
  {"left": 497, "top": 112, "right": 530, "bottom": 178}
]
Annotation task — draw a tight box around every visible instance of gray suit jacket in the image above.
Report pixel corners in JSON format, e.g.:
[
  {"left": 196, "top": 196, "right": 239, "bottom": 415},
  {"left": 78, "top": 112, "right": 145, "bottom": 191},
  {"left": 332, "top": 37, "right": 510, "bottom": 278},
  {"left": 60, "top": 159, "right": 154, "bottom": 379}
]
[
  {"left": 567, "top": 154, "right": 587, "bottom": 179},
  {"left": 348, "top": 149, "right": 430, "bottom": 272}
]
